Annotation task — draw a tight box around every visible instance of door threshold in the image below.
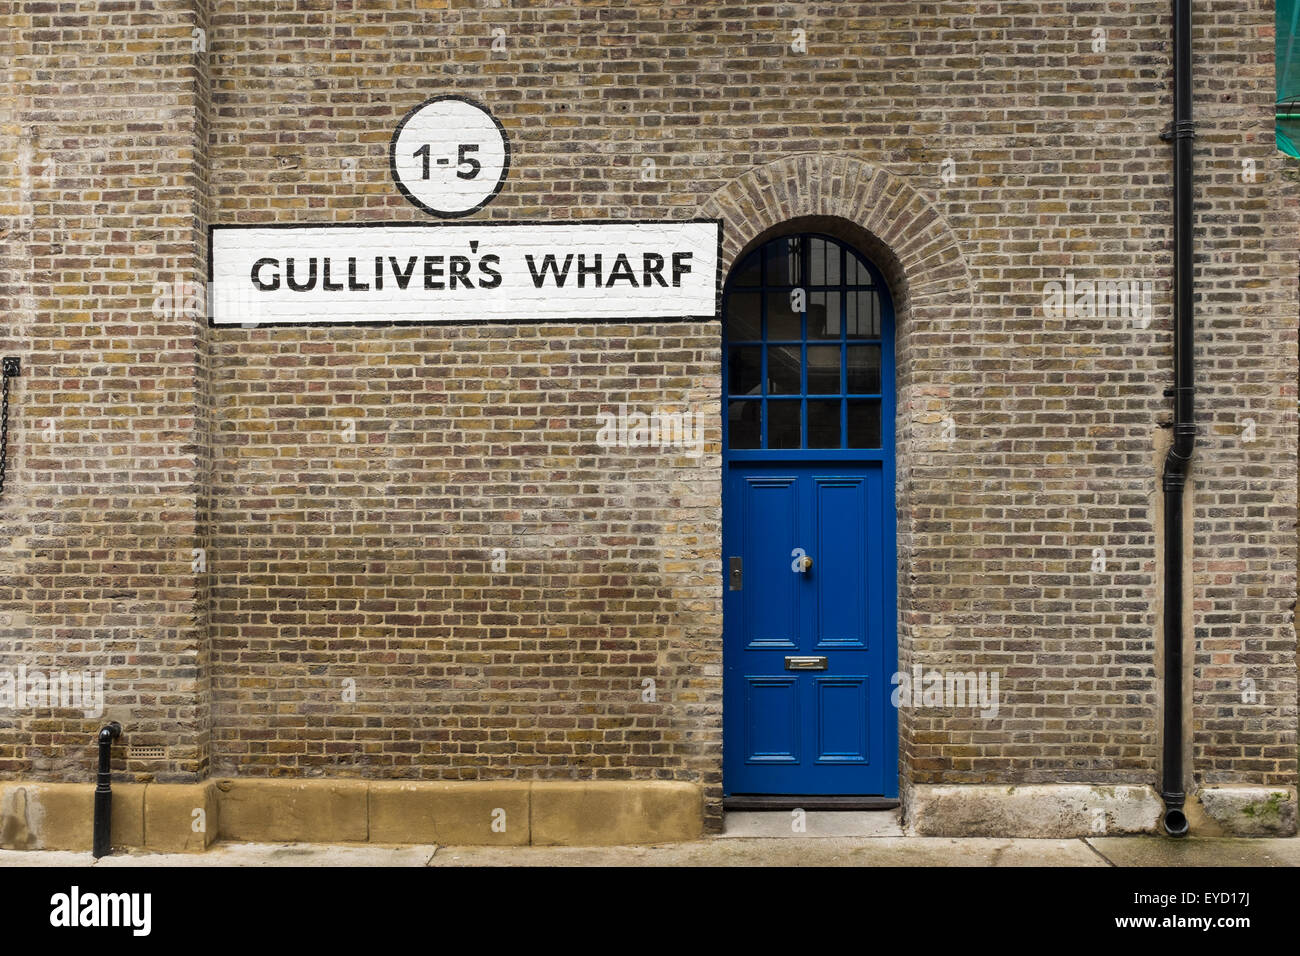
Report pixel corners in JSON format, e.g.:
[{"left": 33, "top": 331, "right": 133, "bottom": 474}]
[{"left": 723, "top": 795, "right": 900, "bottom": 811}]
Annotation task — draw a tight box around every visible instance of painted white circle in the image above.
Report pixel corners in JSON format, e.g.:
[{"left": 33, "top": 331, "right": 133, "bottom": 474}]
[{"left": 390, "top": 96, "right": 509, "bottom": 217}]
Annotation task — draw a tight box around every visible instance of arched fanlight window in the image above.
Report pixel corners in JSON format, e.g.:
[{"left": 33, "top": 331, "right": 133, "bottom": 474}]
[{"left": 723, "top": 234, "right": 893, "bottom": 453}]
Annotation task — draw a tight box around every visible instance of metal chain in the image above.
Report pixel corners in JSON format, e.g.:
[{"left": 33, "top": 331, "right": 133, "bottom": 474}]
[{"left": 0, "top": 363, "right": 13, "bottom": 499}]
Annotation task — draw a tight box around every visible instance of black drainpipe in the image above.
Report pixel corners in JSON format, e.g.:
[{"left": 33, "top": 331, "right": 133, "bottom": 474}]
[
  {"left": 1159, "top": 0, "right": 1195, "bottom": 838},
  {"left": 92, "top": 722, "right": 122, "bottom": 858}
]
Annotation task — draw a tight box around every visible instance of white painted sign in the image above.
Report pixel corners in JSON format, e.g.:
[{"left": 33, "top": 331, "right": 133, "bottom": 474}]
[
  {"left": 390, "top": 95, "right": 509, "bottom": 218},
  {"left": 209, "top": 221, "right": 720, "bottom": 326}
]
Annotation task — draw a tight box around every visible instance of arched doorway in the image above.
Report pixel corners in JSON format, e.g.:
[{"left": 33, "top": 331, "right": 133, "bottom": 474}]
[{"left": 721, "top": 232, "right": 898, "bottom": 798}]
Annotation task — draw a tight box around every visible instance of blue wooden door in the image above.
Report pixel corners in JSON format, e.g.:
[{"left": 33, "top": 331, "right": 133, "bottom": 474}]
[{"left": 722, "top": 234, "right": 896, "bottom": 797}]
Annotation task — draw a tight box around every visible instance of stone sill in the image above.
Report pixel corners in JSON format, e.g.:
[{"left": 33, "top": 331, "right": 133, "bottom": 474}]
[{"left": 0, "top": 778, "right": 703, "bottom": 853}]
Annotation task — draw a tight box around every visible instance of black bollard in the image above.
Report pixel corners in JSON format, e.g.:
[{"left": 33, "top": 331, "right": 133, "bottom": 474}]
[{"left": 92, "top": 722, "right": 122, "bottom": 858}]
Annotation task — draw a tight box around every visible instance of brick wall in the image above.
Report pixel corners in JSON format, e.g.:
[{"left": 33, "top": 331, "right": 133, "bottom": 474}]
[
  {"left": 208, "top": 322, "right": 722, "bottom": 792},
  {"left": 1, "top": 0, "right": 212, "bottom": 781},
  {"left": 1, "top": 1, "right": 1295, "bottom": 830}
]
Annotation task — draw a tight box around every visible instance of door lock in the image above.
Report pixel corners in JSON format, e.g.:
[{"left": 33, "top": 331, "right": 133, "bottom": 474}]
[{"left": 728, "top": 556, "right": 743, "bottom": 591}]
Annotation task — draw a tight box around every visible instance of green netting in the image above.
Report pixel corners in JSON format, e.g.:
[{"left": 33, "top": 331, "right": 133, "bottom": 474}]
[{"left": 1279, "top": 0, "right": 1300, "bottom": 156}]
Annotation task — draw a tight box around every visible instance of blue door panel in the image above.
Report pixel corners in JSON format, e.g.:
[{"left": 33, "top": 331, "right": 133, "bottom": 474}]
[
  {"left": 813, "top": 477, "right": 868, "bottom": 648},
  {"left": 746, "top": 677, "right": 799, "bottom": 762},
  {"left": 743, "top": 478, "right": 800, "bottom": 649},
  {"left": 816, "top": 677, "right": 869, "bottom": 762}
]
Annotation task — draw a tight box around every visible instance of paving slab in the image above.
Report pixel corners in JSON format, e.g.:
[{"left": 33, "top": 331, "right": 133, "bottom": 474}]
[
  {"left": 721, "top": 810, "right": 904, "bottom": 838},
  {"left": 100, "top": 842, "right": 439, "bottom": 867},
  {"left": 430, "top": 836, "right": 1104, "bottom": 867},
  {"left": 0, "top": 849, "right": 95, "bottom": 867},
  {"left": 1087, "top": 837, "right": 1300, "bottom": 868},
  {"left": 0, "top": 843, "right": 437, "bottom": 867}
]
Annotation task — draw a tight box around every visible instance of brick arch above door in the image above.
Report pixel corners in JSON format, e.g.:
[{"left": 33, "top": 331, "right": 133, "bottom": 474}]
[{"left": 698, "top": 154, "right": 974, "bottom": 311}]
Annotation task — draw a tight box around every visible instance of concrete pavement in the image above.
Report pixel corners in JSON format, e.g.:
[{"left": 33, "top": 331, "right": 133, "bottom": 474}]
[
  {"left": 3, "top": 837, "right": 1297, "bottom": 867},
  {"left": 1, "top": 809, "right": 1296, "bottom": 867}
]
